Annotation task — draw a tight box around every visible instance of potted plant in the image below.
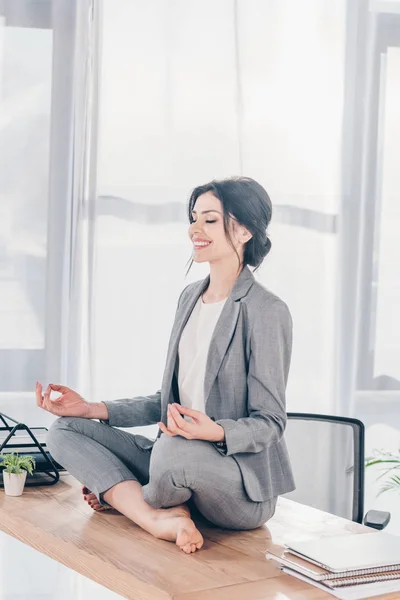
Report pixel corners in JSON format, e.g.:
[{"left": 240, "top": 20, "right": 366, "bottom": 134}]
[
  {"left": 365, "top": 449, "right": 400, "bottom": 496},
  {"left": 0, "top": 452, "right": 36, "bottom": 496}
]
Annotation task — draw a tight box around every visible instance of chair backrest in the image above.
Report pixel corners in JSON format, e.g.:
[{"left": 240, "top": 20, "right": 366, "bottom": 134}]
[{"left": 283, "top": 413, "right": 365, "bottom": 523}]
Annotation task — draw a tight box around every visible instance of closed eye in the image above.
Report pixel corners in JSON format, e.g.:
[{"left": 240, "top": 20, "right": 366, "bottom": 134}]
[{"left": 191, "top": 219, "right": 217, "bottom": 224}]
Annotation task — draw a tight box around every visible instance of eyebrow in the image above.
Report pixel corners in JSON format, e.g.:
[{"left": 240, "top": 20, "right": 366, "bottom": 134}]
[{"left": 191, "top": 210, "right": 221, "bottom": 215}]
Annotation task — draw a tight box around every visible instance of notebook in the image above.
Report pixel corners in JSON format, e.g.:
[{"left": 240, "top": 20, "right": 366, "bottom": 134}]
[
  {"left": 285, "top": 531, "right": 400, "bottom": 573},
  {"left": 282, "top": 567, "right": 400, "bottom": 600},
  {"left": 266, "top": 550, "right": 400, "bottom": 582}
]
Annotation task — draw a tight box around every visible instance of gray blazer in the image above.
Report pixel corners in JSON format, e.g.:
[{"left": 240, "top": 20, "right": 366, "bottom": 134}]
[{"left": 104, "top": 265, "right": 296, "bottom": 502}]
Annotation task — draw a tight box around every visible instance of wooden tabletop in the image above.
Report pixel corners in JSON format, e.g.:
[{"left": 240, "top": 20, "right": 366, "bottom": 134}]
[{"left": 0, "top": 474, "right": 397, "bottom": 599}]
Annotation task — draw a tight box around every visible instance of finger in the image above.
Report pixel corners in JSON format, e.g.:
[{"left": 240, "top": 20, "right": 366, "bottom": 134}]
[
  {"left": 169, "top": 404, "right": 186, "bottom": 427},
  {"left": 42, "top": 398, "right": 52, "bottom": 414},
  {"left": 160, "top": 419, "right": 177, "bottom": 434},
  {"left": 37, "top": 384, "right": 52, "bottom": 414},
  {"left": 158, "top": 422, "right": 175, "bottom": 437},
  {"left": 167, "top": 406, "right": 182, "bottom": 431},
  {"left": 172, "top": 404, "right": 200, "bottom": 420},
  {"left": 167, "top": 412, "right": 192, "bottom": 439},
  {"left": 49, "top": 384, "right": 70, "bottom": 394},
  {"left": 166, "top": 421, "right": 176, "bottom": 435},
  {"left": 35, "top": 382, "right": 44, "bottom": 408},
  {"left": 163, "top": 428, "right": 175, "bottom": 437},
  {"left": 167, "top": 412, "right": 188, "bottom": 437},
  {"left": 43, "top": 396, "right": 62, "bottom": 415},
  {"left": 44, "top": 384, "right": 51, "bottom": 403},
  {"left": 169, "top": 404, "right": 189, "bottom": 428},
  {"left": 49, "top": 393, "right": 66, "bottom": 403}
]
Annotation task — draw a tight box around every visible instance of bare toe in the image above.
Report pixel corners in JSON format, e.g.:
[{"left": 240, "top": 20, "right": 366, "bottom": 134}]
[
  {"left": 176, "top": 518, "right": 204, "bottom": 552},
  {"left": 88, "top": 499, "right": 106, "bottom": 511},
  {"left": 84, "top": 492, "right": 96, "bottom": 502},
  {"left": 151, "top": 513, "right": 203, "bottom": 552},
  {"left": 83, "top": 491, "right": 109, "bottom": 512}
]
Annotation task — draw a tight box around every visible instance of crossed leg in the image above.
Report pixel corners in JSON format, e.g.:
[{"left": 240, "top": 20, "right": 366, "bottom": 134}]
[
  {"left": 46, "top": 417, "right": 275, "bottom": 553},
  {"left": 46, "top": 417, "right": 203, "bottom": 553}
]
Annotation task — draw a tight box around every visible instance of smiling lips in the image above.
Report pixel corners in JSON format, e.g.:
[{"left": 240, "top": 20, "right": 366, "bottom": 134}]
[{"left": 193, "top": 239, "right": 212, "bottom": 250}]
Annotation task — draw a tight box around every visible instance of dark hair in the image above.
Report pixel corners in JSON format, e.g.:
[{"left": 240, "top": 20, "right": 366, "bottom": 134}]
[{"left": 185, "top": 176, "right": 272, "bottom": 276}]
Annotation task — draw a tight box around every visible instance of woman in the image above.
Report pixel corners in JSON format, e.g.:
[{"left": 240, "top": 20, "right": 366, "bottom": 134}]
[{"left": 36, "top": 176, "right": 295, "bottom": 554}]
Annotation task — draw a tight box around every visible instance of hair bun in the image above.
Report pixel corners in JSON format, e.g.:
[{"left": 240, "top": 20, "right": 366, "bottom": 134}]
[{"left": 264, "top": 237, "right": 272, "bottom": 255}]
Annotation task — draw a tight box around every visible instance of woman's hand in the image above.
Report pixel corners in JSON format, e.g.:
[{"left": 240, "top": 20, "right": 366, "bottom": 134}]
[
  {"left": 35, "top": 382, "right": 91, "bottom": 418},
  {"left": 157, "top": 403, "right": 225, "bottom": 442}
]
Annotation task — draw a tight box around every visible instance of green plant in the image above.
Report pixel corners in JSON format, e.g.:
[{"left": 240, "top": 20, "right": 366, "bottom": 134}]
[
  {"left": 0, "top": 452, "right": 36, "bottom": 475},
  {"left": 365, "top": 449, "right": 400, "bottom": 496}
]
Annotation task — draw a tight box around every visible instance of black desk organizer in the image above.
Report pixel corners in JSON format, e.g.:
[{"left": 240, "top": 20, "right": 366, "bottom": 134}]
[{"left": 0, "top": 412, "right": 64, "bottom": 487}]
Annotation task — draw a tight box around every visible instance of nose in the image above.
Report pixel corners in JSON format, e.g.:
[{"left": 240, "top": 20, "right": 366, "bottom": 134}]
[{"left": 189, "top": 222, "right": 203, "bottom": 239}]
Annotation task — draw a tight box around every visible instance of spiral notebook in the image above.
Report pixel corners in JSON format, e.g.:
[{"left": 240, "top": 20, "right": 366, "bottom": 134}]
[
  {"left": 266, "top": 550, "right": 400, "bottom": 582},
  {"left": 285, "top": 531, "right": 400, "bottom": 573},
  {"left": 282, "top": 567, "right": 400, "bottom": 599}
]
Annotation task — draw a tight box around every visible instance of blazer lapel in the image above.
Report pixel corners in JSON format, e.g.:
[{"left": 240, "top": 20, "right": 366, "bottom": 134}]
[
  {"left": 203, "top": 296, "right": 240, "bottom": 411},
  {"left": 162, "top": 266, "right": 255, "bottom": 416},
  {"left": 203, "top": 266, "right": 255, "bottom": 412},
  {"left": 162, "top": 276, "right": 209, "bottom": 405}
]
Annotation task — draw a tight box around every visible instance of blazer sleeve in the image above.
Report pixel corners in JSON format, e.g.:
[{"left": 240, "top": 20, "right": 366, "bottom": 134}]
[
  {"left": 101, "top": 390, "right": 162, "bottom": 428},
  {"left": 100, "top": 285, "right": 189, "bottom": 428},
  {"left": 215, "top": 298, "right": 293, "bottom": 455}
]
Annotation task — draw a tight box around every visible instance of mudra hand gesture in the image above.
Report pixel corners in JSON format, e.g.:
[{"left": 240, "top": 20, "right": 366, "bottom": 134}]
[
  {"left": 158, "top": 403, "right": 225, "bottom": 443},
  {"left": 35, "top": 382, "right": 91, "bottom": 418}
]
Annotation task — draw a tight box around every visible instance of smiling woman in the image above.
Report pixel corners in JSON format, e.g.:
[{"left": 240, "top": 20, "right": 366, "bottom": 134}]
[
  {"left": 38, "top": 175, "right": 294, "bottom": 555},
  {"left": 186, "top": 177, "right": 272, "bottom": 281}
]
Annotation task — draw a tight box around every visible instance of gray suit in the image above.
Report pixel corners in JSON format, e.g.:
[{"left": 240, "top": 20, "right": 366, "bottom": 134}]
[
  {"left": 102, "top": 265, "right": 295, "bottom": 502},
  {"left": 46, "top": 265, "right": 295, "bottom": 529}
]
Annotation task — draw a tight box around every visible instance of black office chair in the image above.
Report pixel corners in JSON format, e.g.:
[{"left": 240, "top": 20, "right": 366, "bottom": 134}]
[{"left": 283, "top": 413, "right": 390, "bottom": 530}]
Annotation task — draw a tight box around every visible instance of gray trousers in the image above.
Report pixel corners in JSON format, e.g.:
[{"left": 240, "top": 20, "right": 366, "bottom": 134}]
[{"left": 46, "top": 417, "right": 277, "bottom": 530}]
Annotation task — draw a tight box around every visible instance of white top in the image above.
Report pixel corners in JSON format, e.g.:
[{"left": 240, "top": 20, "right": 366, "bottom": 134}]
[{"left": 178, "top": 294, "right": 227, "bottom": 421}]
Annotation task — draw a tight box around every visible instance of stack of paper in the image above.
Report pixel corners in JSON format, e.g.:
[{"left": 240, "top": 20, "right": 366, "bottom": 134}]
[{"left": 266, "top": 531, "right": 400, "bottom": 599}]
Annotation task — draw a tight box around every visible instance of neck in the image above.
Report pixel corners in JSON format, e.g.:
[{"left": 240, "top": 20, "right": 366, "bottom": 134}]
[{"left": 204, "top": 257, "right": 244, "bottom": 302}]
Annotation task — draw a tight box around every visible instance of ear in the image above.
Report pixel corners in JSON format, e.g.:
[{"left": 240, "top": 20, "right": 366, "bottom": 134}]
[{"left": 241, "top": 226, "right": 253, "bottom": 243}]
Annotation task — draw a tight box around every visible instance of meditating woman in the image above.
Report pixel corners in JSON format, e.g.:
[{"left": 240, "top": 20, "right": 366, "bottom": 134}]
[{"left": 36, "top": 176, "right": 295, "bottom": 554}]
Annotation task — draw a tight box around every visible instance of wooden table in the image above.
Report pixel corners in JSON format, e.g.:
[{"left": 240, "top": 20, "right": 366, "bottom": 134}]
[{"left": 0, "top": 473, "right": 397, "bottom": 599}]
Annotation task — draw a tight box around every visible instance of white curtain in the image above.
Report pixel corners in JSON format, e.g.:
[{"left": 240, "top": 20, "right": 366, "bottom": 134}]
[
  {"left": 47, "top": 0, "right": 99, "bottom": 400},
  {"left": 0, "top": 0, "right": 99, "bottom": 428}
]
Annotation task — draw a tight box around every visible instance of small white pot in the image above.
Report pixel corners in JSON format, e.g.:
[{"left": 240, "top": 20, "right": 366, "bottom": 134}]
[{"left": 3, "top": 471, "right": 27, "bottom": 496}]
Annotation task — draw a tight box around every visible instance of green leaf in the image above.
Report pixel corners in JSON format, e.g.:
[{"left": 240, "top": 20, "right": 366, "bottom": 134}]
[
  {"left": 366, "top": 459, "right": 400, "bottom": 467},
  {"left": 0, "top": 452, "right": 36, "bottom": 475},
  {"left": 365, "top": 449, "right": 400, "bottom": 496}
]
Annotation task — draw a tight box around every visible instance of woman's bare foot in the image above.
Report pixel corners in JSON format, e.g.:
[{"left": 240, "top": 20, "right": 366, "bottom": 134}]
[
  {"left": 81, "top": 485, "right": 202, "bottom": 552},
  {"left": 151, "top": 509, "right": 204, "bottom": 554},
  {"left": 82, "top": 486, "right": 111, "bottom": 512}
]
